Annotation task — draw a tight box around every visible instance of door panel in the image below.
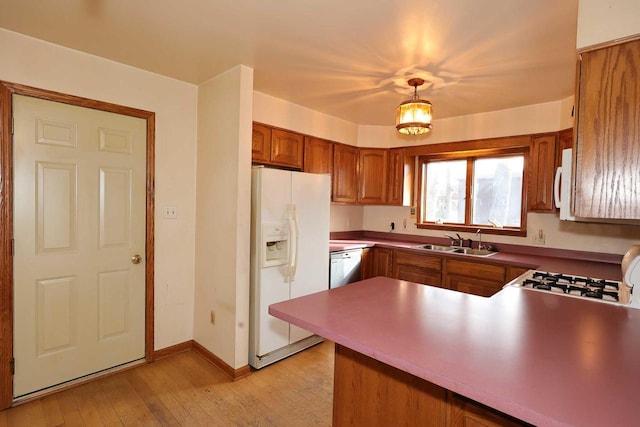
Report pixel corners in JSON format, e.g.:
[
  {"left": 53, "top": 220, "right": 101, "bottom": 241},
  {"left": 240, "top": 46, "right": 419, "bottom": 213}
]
[
  {"left": 289, "top": 171, "right": 330, "bottom": 343},
  {"left": 13, "top": 94, "right": 146, "bottom": 397}
]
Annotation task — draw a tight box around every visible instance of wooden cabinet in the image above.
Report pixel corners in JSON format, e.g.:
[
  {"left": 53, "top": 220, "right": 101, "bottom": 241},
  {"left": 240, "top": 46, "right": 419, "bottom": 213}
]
[
  {"left": 528, "top": 134, "right": 557, "bottom": 212},
  {"left": 557, "top": 128, "right": 573, "bottom": 168},
  {"left": 251, "top": 123, "right": 304, "bottom": 169},
  {"left": 448, "top": 392, "right": 529, "bottom": 426},
  {"left": 506, "top": 266, "right": 529, "bottom": 282},
  {"left": 369, "top": 247, "right": 394, "bottom": 278},
  {"left": 445, "top": 274, "right": 504, "bottom": 297},
  {"left": 332, "top": 143, "right": 358, "bottom": 203},
  {"left": 360, "top": 247, "right": 372, "bottom": 279},
  {"left": 333, "top": 344, "right": 448, "bottom": 427},
  {"left": 358, "top": 148, "right": 389, "bottom": 204},
  {"left": 333, "top": 345, "right": 528, "bottom": 427},
  {"left": 359, "top": 247, "right": 529, "bottom": 297},
  {"left": 251, "top": 122, "right": 271, "bottom": 164},
  {"left": 393, "top": 249, "right": 442, "bottom": 287},
  {"left": 303, "top": 136, "right": 333, "bottom": 174},
  {"left": 387, "top": 148, "right": 405, "bottom": 205},
  {"left": 574, "top": 37, "right": 640, "bottom": 219},
  {"left": 444, "top": 259, "right": 506, "bottom": 297},
  {"left": 270, "top": 128, "right": 304, "bottom": 169}
]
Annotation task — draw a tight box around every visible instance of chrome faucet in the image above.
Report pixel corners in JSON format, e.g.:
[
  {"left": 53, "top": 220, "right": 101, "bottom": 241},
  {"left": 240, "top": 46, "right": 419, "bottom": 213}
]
[
  {"left": 444, "top": 233, "right": 463, "bottom": 247},
  {"left": 476, "top": 229, "right": 484, "bottom": 250}
]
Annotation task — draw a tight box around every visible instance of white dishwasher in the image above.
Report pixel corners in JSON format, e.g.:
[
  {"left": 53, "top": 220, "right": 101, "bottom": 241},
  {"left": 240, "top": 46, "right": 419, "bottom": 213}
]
[{"left": 330, "top": 249, "right": 362, "bottom": 288}]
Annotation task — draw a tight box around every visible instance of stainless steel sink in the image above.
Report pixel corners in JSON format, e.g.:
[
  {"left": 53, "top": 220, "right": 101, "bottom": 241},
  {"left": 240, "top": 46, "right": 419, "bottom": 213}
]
[
  {"left": 413, "top": 244, "right": 457, "bottom": 252},
  {"left": 413, "top": 244, "right": 497, "bottom": 257},
  {"left": 451, "top": 247, "right": 497, "bottom": 257}
]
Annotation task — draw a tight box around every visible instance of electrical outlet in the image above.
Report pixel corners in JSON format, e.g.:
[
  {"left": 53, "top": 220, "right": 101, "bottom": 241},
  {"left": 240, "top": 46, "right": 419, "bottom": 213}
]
[
  {"left": 163, "top": 206, "right": 177, "bottom": 219},
  {"left": 533, "top": 228, "right": 546, "bottom": 245}
]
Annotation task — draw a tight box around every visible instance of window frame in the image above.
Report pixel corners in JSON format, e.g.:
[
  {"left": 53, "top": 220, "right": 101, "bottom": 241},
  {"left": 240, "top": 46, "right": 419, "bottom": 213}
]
[{"left": 416, "top": 147, "right": 528, "bottom": 236}]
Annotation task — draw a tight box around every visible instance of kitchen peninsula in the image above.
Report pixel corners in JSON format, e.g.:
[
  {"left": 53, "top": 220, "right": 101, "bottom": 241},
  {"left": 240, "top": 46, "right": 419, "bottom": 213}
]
[{"left": 270, "top": 277, "right": 640, "bottom": 426}]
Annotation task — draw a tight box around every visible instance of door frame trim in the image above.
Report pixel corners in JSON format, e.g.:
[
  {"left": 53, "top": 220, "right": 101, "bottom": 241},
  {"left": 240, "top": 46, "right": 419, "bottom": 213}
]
[{"left": 0, "top": 81, "right": 155, "bottom": 409}]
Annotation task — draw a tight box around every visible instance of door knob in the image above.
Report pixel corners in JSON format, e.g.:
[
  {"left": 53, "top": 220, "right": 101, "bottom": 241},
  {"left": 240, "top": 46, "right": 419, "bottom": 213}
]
[{"left": 131, "top": 254, "right": 142, "bottom": 264}]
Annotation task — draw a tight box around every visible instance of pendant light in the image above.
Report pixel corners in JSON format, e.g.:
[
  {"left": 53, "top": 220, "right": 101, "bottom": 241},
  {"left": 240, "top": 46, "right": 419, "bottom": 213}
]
[{"left": 395, "top": 78, "right": 433, "bottom": 135}]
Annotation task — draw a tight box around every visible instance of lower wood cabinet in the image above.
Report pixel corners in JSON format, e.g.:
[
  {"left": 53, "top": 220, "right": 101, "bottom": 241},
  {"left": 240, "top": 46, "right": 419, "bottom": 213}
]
[
  {"left": 445, "top": 275, "right": 504, "bottom": 297},
  {"left": 370, "top": 247, "right": 394, "bottom": 278},
  {"left": 394, "top": 249, "right": 443, "bottom": 288},
  {"left": 333, "top": 344, "right": 448, "bottom": 426},
  {"left": 356, "top": 247, "right": 529, "bottom": 298},
  {"left": 448, "top": 393, "right": 530, "bottom": 427},
  {"left": 333, "top": 344, "right": 530, "bottom": 426},
  {"left": 444, "top": 259, "right": 506, "bottom": 297}
]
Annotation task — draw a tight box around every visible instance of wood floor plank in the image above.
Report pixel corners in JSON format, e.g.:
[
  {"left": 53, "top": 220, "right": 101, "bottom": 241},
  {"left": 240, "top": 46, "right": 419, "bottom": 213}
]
[
  {"left": 56, "top": 392, "right": 86, "bottom": 426},
  {"left": 73, "top": 379, "right": 121, "bottom": 426},
  {"left": 126, "top": 370, "right": 180, "bottom": 426},
  {"left": 39, "top": 395, "right": 65, "bottom": 426},
  {"left": 0, "top": 340, "right": 334, "bottom": 426},
  {"left": 67, "top": 386, "right": 104, "bottom": 426}
]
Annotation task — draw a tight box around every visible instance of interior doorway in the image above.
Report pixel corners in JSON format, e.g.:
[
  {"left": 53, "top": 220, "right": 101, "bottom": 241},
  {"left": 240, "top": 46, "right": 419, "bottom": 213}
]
[{"left": 0, "top": 82, "right": 155, "bottom": 408}]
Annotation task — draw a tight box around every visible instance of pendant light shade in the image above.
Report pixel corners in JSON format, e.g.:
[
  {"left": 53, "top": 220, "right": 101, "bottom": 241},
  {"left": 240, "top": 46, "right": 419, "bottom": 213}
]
[{"left": 396, "top": 78, "right": 433, "bottom": 135}]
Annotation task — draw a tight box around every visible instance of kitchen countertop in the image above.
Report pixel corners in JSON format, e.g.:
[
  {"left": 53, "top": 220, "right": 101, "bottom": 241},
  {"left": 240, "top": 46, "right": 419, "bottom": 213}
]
[
  {"left": 270, "top": 277, "right": 640, "bottom": 426},
  {"left": 330, "top": 238, "right": 624, "bottom": 281}
]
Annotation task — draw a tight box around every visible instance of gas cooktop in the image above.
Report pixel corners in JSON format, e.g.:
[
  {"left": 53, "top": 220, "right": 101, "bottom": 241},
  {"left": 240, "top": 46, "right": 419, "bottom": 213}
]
[{"left": 507, "top": 270, "right": 636, "bottom": 308}]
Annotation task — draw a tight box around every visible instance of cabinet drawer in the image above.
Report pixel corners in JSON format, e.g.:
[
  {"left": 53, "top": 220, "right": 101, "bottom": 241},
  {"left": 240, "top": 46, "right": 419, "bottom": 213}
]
[
  {"left": 395, "top": 250, "right": 442, "bottom": 271},
  {"left": 445, "top": 259, "right": 506, "bottom": 283},
  {"left": 394, "top": 265, "right": 442, "bottom": 287}
]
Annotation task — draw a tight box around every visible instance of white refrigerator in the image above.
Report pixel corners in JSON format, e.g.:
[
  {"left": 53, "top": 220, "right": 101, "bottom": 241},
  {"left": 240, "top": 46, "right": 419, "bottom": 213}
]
[{"left": 249, "top": 166, "right": 331, "bottom": 369}]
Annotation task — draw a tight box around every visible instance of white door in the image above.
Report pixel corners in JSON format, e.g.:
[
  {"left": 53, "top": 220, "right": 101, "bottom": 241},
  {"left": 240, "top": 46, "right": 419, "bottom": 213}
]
[
  {"left": 12, "top": 95, "right": 147, "bottom": 398},
  {"left": 288, "top": 171, "right": 330, "bottom": 343}
]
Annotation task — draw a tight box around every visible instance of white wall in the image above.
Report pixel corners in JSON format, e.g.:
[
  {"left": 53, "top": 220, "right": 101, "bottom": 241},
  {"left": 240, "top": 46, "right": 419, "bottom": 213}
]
[
  {"left": 358, "top": 99, "right": 572, "bottom": 148},
  {"left": 0, "top": 28, "right": 198, "bottom": 350},
  {"left": 194, "top": 66, "right": 253, "bottom": 369},
  {"left": 253, "top": 91, "right": 359, "bottom": 145},
  {"left": 577, "top": 0, "right": 640, "bottom": 48}
]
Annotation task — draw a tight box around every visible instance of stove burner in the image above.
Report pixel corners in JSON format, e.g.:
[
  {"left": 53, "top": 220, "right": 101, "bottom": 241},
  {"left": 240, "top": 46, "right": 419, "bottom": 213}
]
[{"left": 516, "top": 271, "right": 625, "bottom": 304}]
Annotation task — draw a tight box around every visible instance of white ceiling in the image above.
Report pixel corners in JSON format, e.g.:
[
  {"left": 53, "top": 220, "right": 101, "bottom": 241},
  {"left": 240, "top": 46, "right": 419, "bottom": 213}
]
[{"left": 0, "top": 0, "right": 579, "bottom": 126}]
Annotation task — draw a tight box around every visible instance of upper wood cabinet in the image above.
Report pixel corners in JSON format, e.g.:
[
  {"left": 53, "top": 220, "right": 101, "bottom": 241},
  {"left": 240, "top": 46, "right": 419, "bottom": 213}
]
[
  {"left": 270, "top": 128, "right": 304, "bottom": 169},
  {"left": 358, "top": 148, "right": 388, "bottom": 204},
  {"left": 251, "top": 123, "right": 271, "bottom": 164},
  {"left": 574, "top": 38, "right": 640, "bottom": 219},
  {"left": 528, "top": 134, "right": 557, "bottom": 212},
  {"left": 251, "top": 122, "right": 304, "bottom": 169},
  {"left": 303, "top": 137, "right": 333, "bottom": 175},
  {"left": 387, "top": 148, "right": 405, "bottom": 206},
  {"left": 333, "top": 143, "right": 358, "bottom": 203}
]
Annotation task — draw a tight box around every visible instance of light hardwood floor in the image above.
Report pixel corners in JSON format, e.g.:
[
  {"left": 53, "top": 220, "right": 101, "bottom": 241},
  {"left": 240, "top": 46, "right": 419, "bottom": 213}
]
[{"left": 0, "top": 340, "right": 334, "bottom": 426}]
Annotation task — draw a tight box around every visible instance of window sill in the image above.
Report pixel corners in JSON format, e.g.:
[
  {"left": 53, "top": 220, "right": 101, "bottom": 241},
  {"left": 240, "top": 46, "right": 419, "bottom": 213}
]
[{"left": 415, "top": 223, "right": 526, "bottom": 237}]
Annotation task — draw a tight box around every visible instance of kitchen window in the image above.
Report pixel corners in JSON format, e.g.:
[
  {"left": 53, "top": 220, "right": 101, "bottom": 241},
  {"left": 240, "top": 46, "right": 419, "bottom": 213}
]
[{"left": 417, "top": 151, "right": 527, "bottom": 235}]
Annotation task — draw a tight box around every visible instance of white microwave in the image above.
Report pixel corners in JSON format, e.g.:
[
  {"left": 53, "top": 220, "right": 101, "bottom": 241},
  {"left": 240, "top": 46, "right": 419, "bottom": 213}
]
[
  {"left": 553, "top": 148, "right": 575, "bottom": 221},
  {"left": 554, "top": 148, "right": 638, "bottom": 224}
]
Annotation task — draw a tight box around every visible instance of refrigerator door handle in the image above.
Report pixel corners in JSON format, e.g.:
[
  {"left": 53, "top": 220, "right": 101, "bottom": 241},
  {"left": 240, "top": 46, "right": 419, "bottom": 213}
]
[
  {"left": 554, "top": 165, "right": 562, "bottom": 208},
  {"left": 285, "top": 205, "right": 294, "bottom": 282},
  {"left": 290, "top": 204, "right": 300, "bottom": 281}
]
